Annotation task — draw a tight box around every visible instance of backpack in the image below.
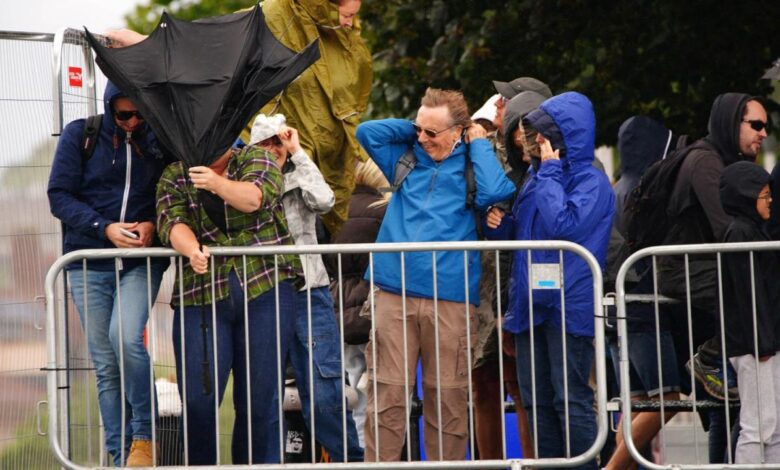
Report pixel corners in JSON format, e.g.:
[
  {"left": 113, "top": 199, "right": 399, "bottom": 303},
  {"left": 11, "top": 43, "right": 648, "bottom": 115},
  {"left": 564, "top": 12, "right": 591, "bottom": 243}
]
[
  {"left": 80, "top": 114, "right": 103, "bottom": 163},
  {"left": 624, "top": 135, "right": 693, "bottom": 252}
]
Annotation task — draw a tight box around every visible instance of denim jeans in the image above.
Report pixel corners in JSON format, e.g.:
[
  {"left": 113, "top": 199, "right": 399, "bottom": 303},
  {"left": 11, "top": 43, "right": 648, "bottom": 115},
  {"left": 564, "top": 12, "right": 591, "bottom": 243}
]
[
  {"left": 68, "top": 263, "right": 165, "bottom": 467},
  {"left": 173, "top": 273, "right": 295, "bottom": 465},
  {"left": 288, "top": 286, "right": 363, "bottom": 461},
  {"left": 514, "top": 324, "right": 597, "bottom": 470}
]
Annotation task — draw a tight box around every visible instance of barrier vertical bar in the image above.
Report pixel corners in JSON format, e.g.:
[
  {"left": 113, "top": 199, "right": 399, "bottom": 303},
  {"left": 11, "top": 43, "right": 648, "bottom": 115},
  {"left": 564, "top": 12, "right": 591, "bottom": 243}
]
[
  {"left": 401, "top": 251, "right": 411, "bottom": 462},
  {"left": 243, "top": 255, "right": 253, "bottom": 464},
  {"left": 749, "top": 251, "right": 766, "bottom": 463},
  {"left": 178, "top": 257, "right": 189, "bottom": 466},
  {"left": 558, "top": 250, "right": 571, "bottom": 459},
  {"left": 527, "top": 249, "right": 538, "bottom": 459},
  {"left": 115, "top": 260, "right": 127, "bottom": 466},
  {"left": 495, "top": 249, "right": 507, "bottom": 460},
  {"left": 463, "top": 251, "right": 475, "bottom": 460},
  {"left": 432, "top": 251, "right": 443, "bottom": 460},
  {"left": 337, "top": 252, "right": 348, "bottom": 462},
  {"left": 716, "top": 253, "right": 734, "bottom": 463}
]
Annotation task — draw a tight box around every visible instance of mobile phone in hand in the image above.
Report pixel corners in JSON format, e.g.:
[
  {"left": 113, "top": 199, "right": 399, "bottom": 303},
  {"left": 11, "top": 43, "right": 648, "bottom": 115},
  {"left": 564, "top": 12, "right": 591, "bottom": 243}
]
[{"left": 119, "top": 228, "right": 139, "bottom": 239}]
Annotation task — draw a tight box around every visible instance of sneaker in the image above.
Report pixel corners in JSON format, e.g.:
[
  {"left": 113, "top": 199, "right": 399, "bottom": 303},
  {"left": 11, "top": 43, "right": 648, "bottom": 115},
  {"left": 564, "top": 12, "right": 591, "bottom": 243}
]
[
  {"left": 126, "top": 439, "right": 155, "bottom": 467},
  {"left": 685, "top": 353, "right": 739, "bottom": 401}
]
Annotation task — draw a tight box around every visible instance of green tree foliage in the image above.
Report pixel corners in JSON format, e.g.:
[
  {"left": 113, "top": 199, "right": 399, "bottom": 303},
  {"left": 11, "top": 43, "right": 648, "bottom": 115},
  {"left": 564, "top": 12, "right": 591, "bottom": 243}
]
[{"left": 125, "top": 0, "right": 780, "bottom": 145}]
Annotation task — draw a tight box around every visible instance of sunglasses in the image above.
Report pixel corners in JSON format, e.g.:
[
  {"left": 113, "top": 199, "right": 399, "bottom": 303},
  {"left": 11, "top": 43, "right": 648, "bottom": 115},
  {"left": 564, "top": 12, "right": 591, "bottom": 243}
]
[
  {"left": 743, "top": 119, "right": 767, "bottom": 132},
  {"left": 259, "top": 135, "right": 283, "bottom": 147},
  {"left": 411, "top": 122, "right": 458, "bottom": 138},
  {"left": 114, "top": 110, "right": 144, "bottom": 121}
]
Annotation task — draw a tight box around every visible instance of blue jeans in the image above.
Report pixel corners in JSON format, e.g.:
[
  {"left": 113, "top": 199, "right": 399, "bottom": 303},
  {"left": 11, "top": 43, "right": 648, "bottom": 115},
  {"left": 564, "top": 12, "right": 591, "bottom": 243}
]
[
  {"left": 288, "top": 286, "right": 363, "bottom": 461},
  {"left": 68, "top": 263, "right": 165, "bottom": 467},
  {"left": 514, "top": 324, "right": 597, "bottom": 470},
  {"left": 173, "top": 273, "right": 295, "bottom": 465}
]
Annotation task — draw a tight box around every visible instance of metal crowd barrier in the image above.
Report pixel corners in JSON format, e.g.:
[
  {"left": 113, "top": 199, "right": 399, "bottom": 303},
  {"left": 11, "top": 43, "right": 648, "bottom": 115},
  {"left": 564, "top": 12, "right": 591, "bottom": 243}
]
[
  {"left": 44, "top": 240, "right": 607, "bottom": 469},
  {"left": 614, "top": 241, "right": 780, "bottom": 469}
]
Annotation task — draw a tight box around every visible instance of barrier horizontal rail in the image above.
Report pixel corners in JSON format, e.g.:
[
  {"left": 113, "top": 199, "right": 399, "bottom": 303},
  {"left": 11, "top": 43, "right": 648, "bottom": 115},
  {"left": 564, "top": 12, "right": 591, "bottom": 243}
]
[
  {"left": 44, "top": 240, "right": 606, "bottom": 469},
  {"left": 615, "top": 240, "right": 780, "bottom": 470}
]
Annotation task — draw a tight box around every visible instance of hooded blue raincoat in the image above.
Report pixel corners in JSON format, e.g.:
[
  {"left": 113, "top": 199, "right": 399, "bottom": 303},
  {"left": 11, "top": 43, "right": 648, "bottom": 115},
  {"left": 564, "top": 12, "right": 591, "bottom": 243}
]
[
  {"left": 356, "top": 118, "right": 516, "bottom": 304},
  {"left": 485, "top": 92, "right": 614, "bottom": 336}
]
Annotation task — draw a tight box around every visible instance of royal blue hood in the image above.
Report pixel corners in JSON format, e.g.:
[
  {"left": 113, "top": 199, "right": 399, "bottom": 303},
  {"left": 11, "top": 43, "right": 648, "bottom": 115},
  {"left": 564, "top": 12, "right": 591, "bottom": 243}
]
[{"left": 524, "top": 91, "right": 596, "bottom": 168}]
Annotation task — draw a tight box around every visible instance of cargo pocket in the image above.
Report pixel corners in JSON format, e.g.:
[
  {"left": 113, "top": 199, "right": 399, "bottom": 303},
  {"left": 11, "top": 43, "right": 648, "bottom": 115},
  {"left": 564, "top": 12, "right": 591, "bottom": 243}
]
[{"left": 455, "top": 335, "right": 470, "bottom": 383}]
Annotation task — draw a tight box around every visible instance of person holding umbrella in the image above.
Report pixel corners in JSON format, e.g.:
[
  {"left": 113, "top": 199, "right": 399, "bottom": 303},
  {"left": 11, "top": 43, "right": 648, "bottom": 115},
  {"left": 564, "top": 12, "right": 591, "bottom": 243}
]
[{"left": 156, "top": 141, "right": 303, "bottom": 464}]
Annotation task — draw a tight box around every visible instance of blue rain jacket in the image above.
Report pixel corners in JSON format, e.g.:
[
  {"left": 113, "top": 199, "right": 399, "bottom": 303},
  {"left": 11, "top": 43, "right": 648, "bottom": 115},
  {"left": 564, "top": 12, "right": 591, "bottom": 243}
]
[
  {"left": 485, "top": 92, "right": 614, "bottom": 336},
  {"left": 356, "top": 118, "right": 516, "bottom": 304}
]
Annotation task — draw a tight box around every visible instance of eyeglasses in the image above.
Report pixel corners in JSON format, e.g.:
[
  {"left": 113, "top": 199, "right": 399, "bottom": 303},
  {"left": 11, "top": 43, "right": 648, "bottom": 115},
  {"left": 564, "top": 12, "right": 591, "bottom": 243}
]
[
  {"left": 114, "top": 110, "right": 143, "bottom": 121},
  {"left": 258, "top": 135, "right": 283, "bottom": 147},
  {"left": 743, "top": 119, "right": 768, "bottom": 132},
  {"left": 412, "top": 122, "right": 457, "bottom": 138}
]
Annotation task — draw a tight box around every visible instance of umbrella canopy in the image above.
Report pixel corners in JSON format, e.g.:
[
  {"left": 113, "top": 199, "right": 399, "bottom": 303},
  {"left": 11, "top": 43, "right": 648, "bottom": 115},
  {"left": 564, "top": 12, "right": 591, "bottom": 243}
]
[{"left": 85, "top": 4, "right": 320, "bottom": 167}]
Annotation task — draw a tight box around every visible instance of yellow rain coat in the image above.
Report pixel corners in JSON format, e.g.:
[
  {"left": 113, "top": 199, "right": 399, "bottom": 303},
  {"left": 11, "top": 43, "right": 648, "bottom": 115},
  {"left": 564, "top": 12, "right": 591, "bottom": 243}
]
[{"left": 241, "top": 0, "right": 373, "bottom": 236}]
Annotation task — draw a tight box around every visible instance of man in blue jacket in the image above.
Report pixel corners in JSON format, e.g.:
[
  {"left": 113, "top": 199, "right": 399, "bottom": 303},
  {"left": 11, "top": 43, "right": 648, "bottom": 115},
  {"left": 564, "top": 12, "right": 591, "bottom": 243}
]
[
  {"left": 48, "top": 82, "right": 169, "bottom": 467},
  {"left": 356, "top": 87, "right": 515, "bottom": 462},
  {"left": 485, "top": 92, "right": 614, "bottom": 469}
]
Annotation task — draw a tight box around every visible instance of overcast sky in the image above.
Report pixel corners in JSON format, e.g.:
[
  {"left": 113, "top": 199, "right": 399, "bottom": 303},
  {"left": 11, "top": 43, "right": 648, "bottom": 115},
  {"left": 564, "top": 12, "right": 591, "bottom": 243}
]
[{"left": 1, "top": 0, "right": 142, "bottom": 34}]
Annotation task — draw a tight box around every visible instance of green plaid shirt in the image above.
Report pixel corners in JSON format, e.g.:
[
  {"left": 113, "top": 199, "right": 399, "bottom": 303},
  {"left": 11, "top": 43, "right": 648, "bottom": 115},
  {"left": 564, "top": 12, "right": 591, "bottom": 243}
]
[{"left": 156, "top": 146, "right": 301, "bottom": 307}]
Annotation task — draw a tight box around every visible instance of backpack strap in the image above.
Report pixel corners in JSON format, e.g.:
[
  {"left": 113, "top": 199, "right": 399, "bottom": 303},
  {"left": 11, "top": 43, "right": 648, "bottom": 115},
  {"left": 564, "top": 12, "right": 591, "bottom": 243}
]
[
  {"left": 80, "top": 114, "right": 103, "bottom": 164},
  {"left": 380, "top": 148, "right": 417, "bottom": 193}
]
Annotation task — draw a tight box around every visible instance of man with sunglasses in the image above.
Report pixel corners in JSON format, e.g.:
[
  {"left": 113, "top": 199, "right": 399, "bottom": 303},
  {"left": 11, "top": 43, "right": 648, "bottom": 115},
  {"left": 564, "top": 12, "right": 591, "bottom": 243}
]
[
  {"left": 355, "top": 88, "right": 515, "bottom": 462},
  {"left": 48, "top": 82, "right": 169, "bottom": 467},
  {"left": 658, "top": 94, "right": 768, "bottom": 416}
]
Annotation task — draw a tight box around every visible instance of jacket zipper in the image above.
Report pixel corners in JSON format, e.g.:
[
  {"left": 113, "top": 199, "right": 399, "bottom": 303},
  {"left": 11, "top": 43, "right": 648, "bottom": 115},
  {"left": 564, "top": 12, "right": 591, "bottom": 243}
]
[
  {"left": 119, "top": 132, "right": 132, "bottom": 223},
  {"left": 114, "top": 132, "right": 133, "bottom": 271}
]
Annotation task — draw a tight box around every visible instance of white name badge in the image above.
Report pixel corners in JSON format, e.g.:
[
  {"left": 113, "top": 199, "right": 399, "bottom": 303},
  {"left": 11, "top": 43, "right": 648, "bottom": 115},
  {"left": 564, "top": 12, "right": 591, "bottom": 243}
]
[{"left": 531, "top": 263, "right": 561, "bottom": 289}]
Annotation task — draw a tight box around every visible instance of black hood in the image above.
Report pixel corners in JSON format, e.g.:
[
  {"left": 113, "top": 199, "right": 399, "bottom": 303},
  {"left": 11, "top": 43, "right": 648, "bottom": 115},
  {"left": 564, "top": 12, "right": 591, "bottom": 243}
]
[
  {"left": 705, "top": 92, "right": 754, "bottom": 166},
  {"left": 502, "top": 91, "right": 547, "bottom": 174},
  {"left": 617, "top": 116, "right": 672, "bottom": 177},
  {"left": 720, "top": 160, "right": 770, "bottom": 222}
]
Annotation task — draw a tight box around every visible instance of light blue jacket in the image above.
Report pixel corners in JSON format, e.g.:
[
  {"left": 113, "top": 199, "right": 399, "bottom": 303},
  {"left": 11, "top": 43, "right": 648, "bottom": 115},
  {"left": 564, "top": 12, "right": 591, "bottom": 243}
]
[
  {"left": 356, "top": 118, "right": 516, "bottom": 304},
  {"left": 485, "top": 92, "right": 614, "bottom": 336}
]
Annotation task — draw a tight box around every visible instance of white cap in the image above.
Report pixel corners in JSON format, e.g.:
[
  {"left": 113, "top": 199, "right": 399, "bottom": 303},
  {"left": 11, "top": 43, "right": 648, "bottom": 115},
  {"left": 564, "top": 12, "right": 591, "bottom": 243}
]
[
  {"left": 249, "top": 113, "right": 286, "bottom": 145},
  {"left": 471, "top": 94, "right": 500, "bottom": 122}
]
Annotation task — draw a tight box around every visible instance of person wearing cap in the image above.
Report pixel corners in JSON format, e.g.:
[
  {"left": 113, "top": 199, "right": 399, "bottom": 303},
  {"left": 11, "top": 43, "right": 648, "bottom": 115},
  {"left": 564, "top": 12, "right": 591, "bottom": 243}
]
[
  {"left": 492, "top": 76, "right": 553, "bottom": 132},
  {"left": 249, "top": 114, "right": 363, "bottom": 462},
  {"left": 485, "top": 92, "right": 614, "bottom": 469},
  {"left": 48, "top": 82, "right": 170, "bottom": 467}
]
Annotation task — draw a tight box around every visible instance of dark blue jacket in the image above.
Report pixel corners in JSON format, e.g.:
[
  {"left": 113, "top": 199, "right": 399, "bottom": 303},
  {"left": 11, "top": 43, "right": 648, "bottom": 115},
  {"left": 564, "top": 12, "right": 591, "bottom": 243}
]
[
  {"left": 485, "top": 92, "right": 614, "bottom": 336},
  {"left": 48, "top": 82, "right": 168, "bottom": 270}
]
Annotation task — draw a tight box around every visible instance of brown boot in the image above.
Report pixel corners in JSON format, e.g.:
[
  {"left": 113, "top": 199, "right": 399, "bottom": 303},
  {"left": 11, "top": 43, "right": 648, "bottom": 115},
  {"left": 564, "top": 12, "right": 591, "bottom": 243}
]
[{"left": 126, "top": 439, "right": 155, "bottom": 467}]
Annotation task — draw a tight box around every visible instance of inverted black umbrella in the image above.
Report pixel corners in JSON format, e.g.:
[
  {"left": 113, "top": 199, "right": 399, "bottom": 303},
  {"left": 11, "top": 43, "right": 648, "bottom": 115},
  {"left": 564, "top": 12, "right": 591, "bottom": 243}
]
[
  {"left": 84, "top": 5, "right": 320, "bottom": 394},
  {"left": 85, "top": 3, "right": 320, "bottom": 167}
]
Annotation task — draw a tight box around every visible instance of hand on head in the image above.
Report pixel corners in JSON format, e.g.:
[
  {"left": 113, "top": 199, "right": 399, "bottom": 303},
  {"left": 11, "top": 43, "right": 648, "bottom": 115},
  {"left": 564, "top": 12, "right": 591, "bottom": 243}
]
[{"left": 277, "top": 125, "right": 302, "bottom": 155}]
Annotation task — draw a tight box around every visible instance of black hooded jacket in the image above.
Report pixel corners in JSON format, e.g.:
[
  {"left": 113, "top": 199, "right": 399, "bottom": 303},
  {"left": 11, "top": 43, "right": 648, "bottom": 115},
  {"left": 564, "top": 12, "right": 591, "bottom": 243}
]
[
  {"left": 613, "top": 116, "right": 673, "bottom": 235},
  {"left": 659, "top": 93, "right": 755, "bottom": 307},
  {"left": 720, "top": 161, "right": 780, "bottom": 358}
]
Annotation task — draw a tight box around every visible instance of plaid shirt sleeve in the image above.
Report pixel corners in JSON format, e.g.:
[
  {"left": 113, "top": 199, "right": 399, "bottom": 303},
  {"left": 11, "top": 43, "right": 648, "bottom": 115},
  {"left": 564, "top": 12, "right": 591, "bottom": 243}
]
[
  {"left": 236, "top": 147, "right": 283, "bottom": 210},
  {"left": 156, "top": 161, "right": 193, "bottom": 246}
]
